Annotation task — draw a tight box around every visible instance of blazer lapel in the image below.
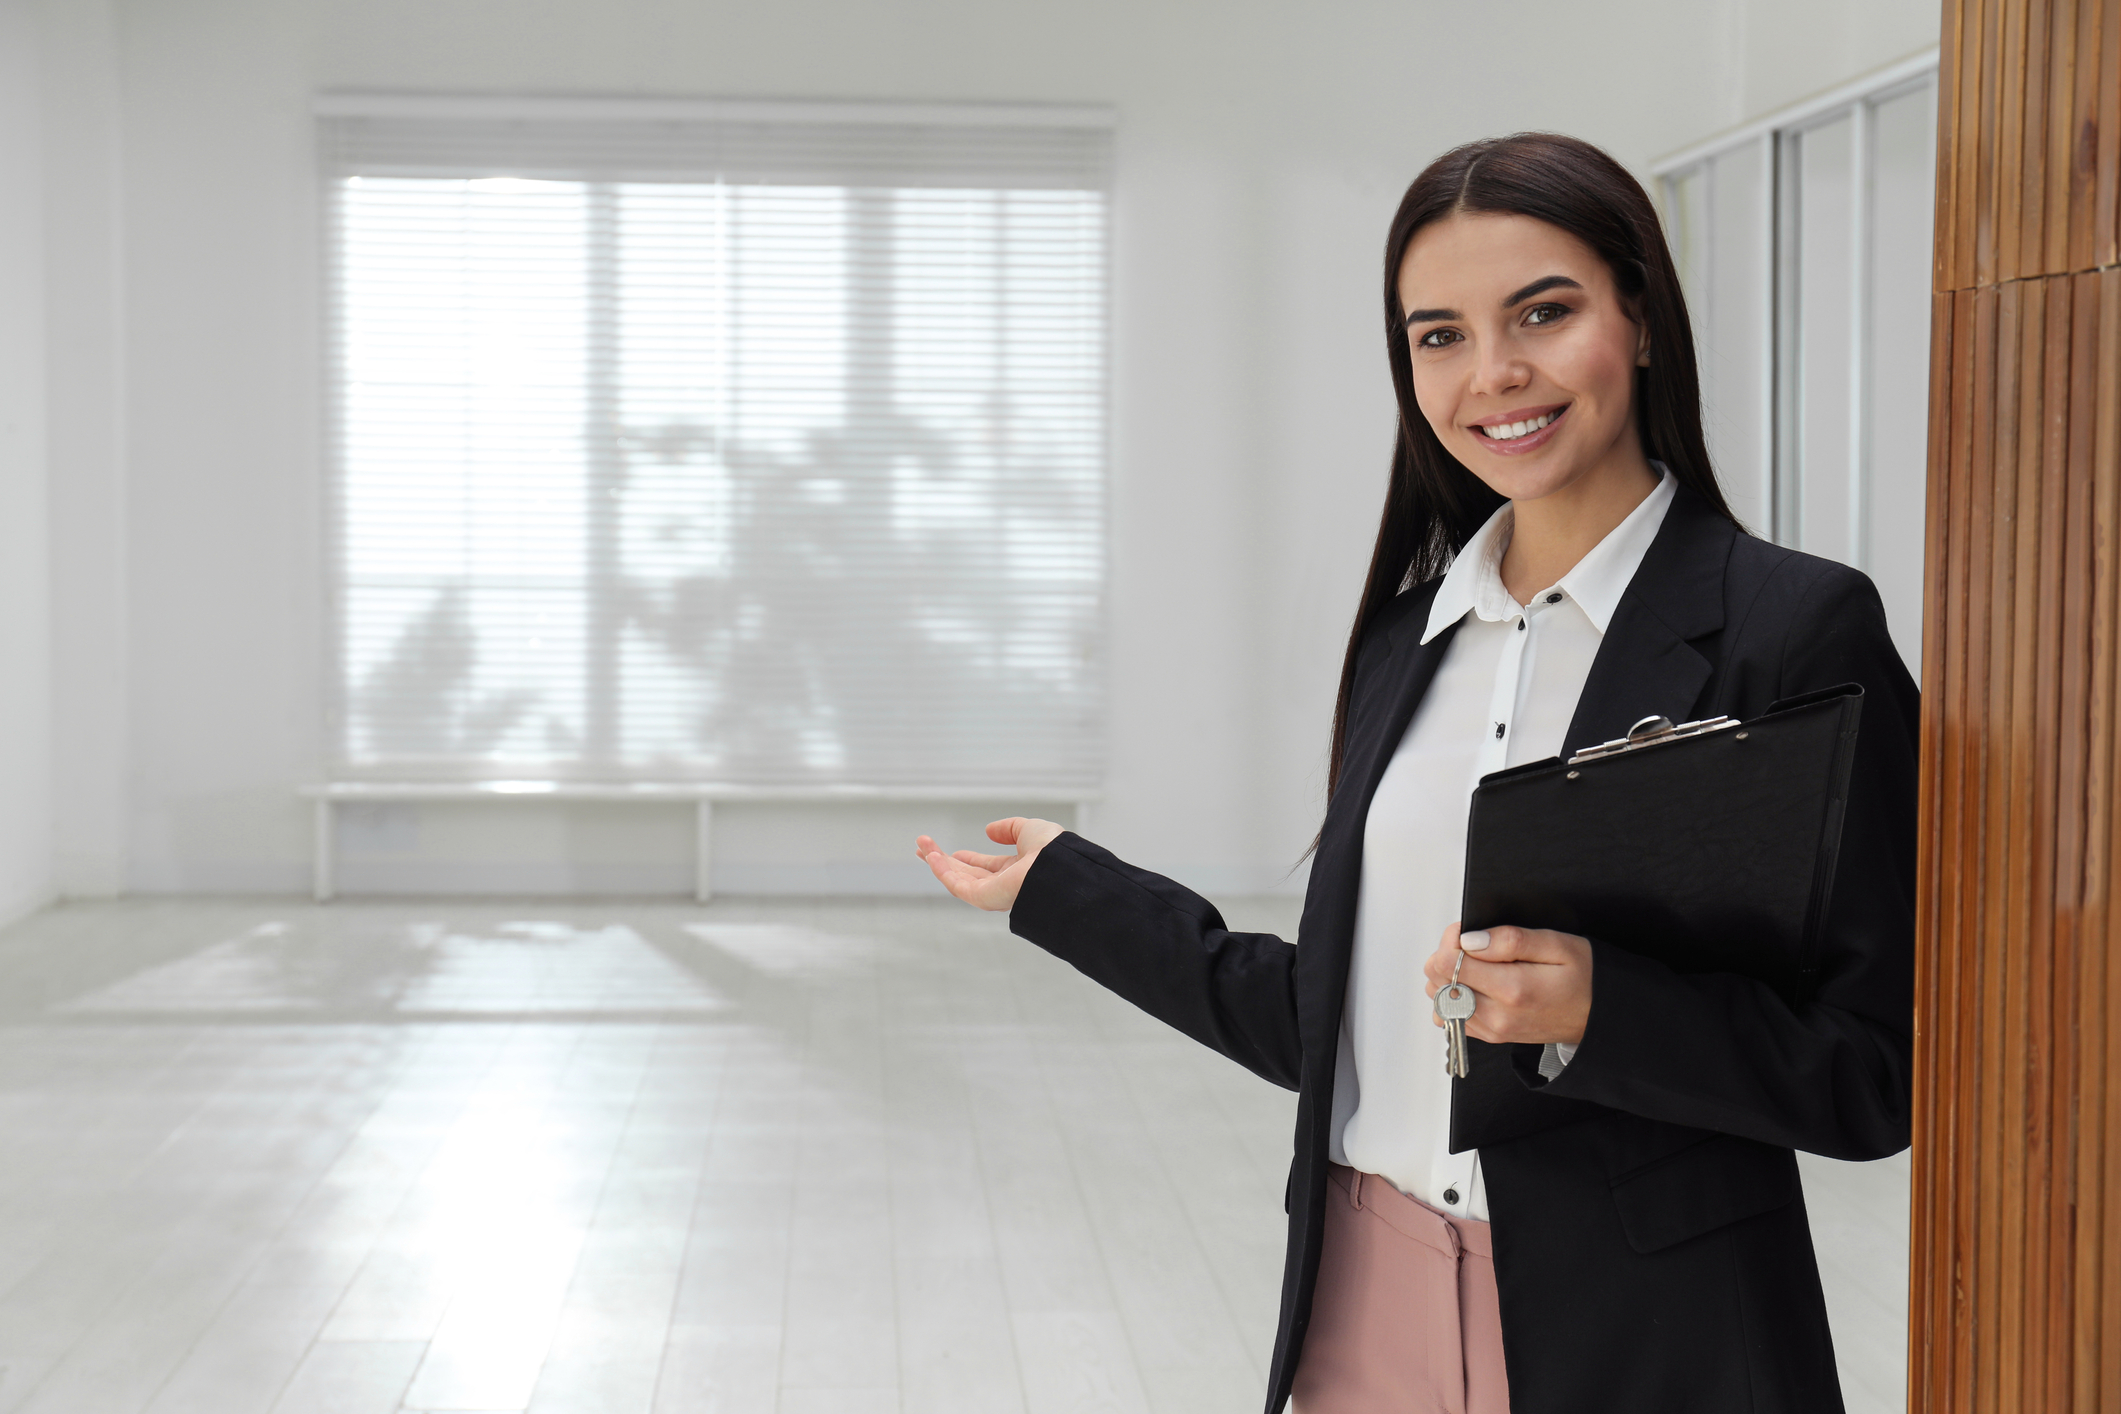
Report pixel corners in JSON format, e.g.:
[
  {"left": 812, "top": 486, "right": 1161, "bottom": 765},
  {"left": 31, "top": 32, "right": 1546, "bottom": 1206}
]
[
  {"left": 1563, "top": 485, "right": 1736, "bottom": 757},
  {"left": 1299, "top": 587, "right": 1459, "bottom": 1045},
  {"left": 1334, "top": 601, "right": 1459, "bottom": 836}
]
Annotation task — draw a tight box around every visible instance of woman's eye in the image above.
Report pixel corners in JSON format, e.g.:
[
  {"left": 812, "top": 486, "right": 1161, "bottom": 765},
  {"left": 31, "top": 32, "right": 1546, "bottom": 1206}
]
[
  {"left": 1524, "top": 303, "right": 1570, "bottom": 326},
  {"left": 1417, "top": 328, "right": 1461, "bottom": 349}
]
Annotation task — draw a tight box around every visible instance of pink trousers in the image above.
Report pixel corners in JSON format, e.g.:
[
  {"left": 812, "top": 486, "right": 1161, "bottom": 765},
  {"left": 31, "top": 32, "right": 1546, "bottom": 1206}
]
[{"left": 1290, "top": 1164, "right": 1512, "bottom": 1414}]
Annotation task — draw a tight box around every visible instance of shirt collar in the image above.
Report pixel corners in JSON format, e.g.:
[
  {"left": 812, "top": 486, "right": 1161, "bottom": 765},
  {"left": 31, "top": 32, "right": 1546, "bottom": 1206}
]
[{"left": 1421, "top": 463, "right": 1677, "bottom": 644}]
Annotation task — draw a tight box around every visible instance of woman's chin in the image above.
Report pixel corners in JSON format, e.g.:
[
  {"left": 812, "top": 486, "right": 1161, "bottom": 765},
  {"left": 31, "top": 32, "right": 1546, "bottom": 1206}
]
[{"left": 1458, "top": 447, "right": 1583, "bottom": 504}]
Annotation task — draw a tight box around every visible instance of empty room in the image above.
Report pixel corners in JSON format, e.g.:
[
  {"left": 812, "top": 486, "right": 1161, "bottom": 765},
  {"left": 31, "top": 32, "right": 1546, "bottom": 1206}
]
[{"left": 4, "top": 0, "right": 2113, "bottom": 1411}]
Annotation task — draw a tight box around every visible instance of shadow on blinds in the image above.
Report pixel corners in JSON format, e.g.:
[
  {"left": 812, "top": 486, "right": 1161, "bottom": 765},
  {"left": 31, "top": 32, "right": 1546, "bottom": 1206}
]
[{"left": 326, "top": 107, "right": 1111, "bottom": 788}]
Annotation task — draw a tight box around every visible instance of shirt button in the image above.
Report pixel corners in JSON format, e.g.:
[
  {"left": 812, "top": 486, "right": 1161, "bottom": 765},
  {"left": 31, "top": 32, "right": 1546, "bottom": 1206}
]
[
  {"left": 1494, "top": 723, "right": 1505, "bottom": 739},
  {"left": 1545, "top": 592, "right": 1563, "bottom": 604},
  {"left": 1443, "top": 1187, "right": 1461, "bottom": 1205},
  {"left": 1516, "top": 619, "right": 1526, "bottom": 631}
]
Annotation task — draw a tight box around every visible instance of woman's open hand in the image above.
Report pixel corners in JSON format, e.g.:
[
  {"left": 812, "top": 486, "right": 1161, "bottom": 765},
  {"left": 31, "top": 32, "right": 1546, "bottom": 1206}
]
[
  {"left": 916, "top": 817, "right": 1066, "bottom": 912},
  {"left": 1423, "top": 922, "right": 1593, "bottom": 1046}
]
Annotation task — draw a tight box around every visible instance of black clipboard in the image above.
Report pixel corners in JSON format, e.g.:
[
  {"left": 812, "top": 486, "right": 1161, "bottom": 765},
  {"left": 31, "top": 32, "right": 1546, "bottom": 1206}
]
[{"left": 1447, "top": 682, "right": 1864, "bottom": 1152}]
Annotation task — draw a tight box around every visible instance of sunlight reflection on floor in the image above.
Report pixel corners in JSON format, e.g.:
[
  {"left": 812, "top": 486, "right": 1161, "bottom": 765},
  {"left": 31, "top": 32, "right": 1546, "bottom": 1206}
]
[{"left": 0, "top": 896, "right": 1905, "bottom": 1414}]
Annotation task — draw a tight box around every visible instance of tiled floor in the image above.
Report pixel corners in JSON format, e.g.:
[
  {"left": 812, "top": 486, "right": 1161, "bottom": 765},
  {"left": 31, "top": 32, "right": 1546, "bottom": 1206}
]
[{"left": 0, "top": 897, "right": 1908, "bottom": 1413}]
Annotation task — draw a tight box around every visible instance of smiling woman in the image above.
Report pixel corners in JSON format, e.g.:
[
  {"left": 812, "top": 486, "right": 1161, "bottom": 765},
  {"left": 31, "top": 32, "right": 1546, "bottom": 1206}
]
[{"left": 918, "top": 132, "right": 1917, "bottom": 1414}]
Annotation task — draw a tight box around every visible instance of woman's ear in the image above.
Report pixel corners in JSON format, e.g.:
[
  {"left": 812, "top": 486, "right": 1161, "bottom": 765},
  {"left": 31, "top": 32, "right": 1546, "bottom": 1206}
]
[{"left": 1622, "top": 293, "right": 1652, "bottom": 367}]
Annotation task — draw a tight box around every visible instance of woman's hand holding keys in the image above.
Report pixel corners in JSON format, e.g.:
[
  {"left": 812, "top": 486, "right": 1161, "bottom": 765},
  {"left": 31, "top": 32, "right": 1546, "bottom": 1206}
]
[
  {"left": 916, "top": 817, "right": 1065, "bottom": 912},
  {"left": 1423, "top": 922, "right": 1595, "bottom": 1047}
]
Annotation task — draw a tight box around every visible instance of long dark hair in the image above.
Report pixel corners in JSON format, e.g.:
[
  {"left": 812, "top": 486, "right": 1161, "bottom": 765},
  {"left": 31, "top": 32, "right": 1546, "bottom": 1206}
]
[{"left": 1322, "top": 131, "right": 1737, "bottom": 800}]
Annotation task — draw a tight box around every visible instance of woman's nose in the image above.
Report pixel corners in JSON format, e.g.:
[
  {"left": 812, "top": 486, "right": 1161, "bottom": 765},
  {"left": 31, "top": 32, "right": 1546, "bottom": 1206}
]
[{"left": 1468, "top": 347, "right": 1531, "bottom": 397}]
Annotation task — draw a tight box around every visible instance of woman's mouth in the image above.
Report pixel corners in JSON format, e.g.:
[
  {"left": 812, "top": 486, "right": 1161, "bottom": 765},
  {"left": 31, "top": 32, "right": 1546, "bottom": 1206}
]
[{"left": 1471, "top": 404, "right": 1568, "bottom": 454}]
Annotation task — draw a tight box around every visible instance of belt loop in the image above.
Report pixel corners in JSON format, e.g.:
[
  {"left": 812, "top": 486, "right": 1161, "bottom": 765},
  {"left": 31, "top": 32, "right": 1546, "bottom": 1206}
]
[{"left": 1350, "top": 1170, "right": 1364, "bottom": 1210}]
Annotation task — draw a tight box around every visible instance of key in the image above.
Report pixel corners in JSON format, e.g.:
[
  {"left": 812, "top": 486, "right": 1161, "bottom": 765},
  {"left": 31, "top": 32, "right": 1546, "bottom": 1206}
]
[
  {"left": 1435, "top": 982, "right": 1476, "bottom": 1079},
  {"left": 1434, "top": 946, "right": 1479, "bottom": 1078}
]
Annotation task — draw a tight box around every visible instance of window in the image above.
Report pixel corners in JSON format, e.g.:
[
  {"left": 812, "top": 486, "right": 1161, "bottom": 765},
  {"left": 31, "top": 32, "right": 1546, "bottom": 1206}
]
[
  {"left": 1657, "top": 53, "right": 1938, "bottom": 669},
  {"left": 322, "top": 98, "right": 1111, "bottom": 786}
]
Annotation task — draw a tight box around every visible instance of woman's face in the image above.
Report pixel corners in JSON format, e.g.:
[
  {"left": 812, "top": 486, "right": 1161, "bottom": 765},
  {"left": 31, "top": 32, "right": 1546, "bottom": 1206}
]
[{"left": 1396, "top": 212, "right": 1649, "bottom": 504}]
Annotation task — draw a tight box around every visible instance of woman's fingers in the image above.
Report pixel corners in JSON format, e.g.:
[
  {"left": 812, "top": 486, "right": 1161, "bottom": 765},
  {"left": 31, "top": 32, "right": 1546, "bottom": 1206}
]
[
  {"left": 988, "top": 817, "right": 1066, "bottom": 852},
  {"left": 1464, "top": 925, "right": 1580, "bottom": 963},
  {"left": 914, "top": 836, "right": 1012, "bottom": 875},
  {"left": 923, "top": 848, "right": 1010, "bottom": 910},
  {"left": 1451, "top": 950, "right": 1555, "bottom": 1007},
  {"left": 917, "top": 818, "right": 1064, "bottom": 914},
  {"left": 1420, "top": 924, "right": 1594, "bottom": 1045},
  {"left": 922, "top": 848, "right": 970, "bottom": 894},
  {"left": 1424, "top": 926, "right": 1574, "bottom": 990}
]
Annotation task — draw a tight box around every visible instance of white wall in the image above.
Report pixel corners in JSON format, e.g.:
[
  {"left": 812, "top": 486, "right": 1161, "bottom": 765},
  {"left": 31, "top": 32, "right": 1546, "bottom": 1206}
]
[
  {"left": 40, "top": 0, "right": 128, "bottom": 899},
  {"left": 0, "top": 0, "right": 53, "bottom": 927},
  {"left": 45, "top": 0, "right": 1939, "bottom": 899},
  {"left": 1729, "top": 0, "right": 1943, "bottom": 120}
]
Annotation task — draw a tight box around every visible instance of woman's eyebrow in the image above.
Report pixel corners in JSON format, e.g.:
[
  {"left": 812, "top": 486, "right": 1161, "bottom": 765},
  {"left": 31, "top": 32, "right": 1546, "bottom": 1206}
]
[
  {"left": 1403, "top": 275, "right": 1585, "bottom": 327},
  {"left": 1502, "top": 274, "right": 1582, "bottom": 307}
]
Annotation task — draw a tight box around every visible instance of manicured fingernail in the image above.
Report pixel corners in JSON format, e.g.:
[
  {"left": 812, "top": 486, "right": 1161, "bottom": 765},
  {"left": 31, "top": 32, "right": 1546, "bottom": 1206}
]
[{"left": 1461, "top": 930, "right": 1491, "bottom": 951}]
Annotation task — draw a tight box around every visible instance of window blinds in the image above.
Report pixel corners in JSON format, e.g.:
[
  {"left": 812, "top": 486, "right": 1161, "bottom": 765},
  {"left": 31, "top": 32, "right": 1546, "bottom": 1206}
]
[{"left": 322, "top": 99, "right": 1111, "bottom": 787}]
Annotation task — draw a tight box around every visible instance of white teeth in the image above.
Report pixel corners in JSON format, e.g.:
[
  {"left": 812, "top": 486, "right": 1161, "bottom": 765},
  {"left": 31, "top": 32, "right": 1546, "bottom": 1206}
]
[{"left": 1482, "top": 411, "right": 1556, "bottom": 441}]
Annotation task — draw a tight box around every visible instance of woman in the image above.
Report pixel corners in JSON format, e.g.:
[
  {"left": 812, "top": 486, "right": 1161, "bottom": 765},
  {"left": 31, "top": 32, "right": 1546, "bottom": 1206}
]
[{"left": 916, "top": 132, "right": 1916, "bottom": 1414}]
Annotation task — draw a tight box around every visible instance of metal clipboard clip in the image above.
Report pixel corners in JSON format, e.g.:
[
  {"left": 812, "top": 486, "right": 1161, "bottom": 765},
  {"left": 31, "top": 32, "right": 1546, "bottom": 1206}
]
[{"left": 1567, "top": 713, "right": 1741, "bottom": 765}]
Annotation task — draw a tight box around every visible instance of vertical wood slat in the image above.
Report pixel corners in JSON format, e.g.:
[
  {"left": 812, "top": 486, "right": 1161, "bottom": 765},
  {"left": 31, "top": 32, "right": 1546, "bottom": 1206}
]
[
  {"left": 1937, "top": 0, "right": 1963, "bottom": 288},
  {"left": 1974, "top": 0, "right": 2004, "bottom": 284},
  {"left": 2027, "top": 276, "right": 2069, "bottom": 1414},
  {"left": 2017, "top": 0, "right": 2054, "bottom": 278},
  {"left": 1953, "top": 286, "right": 1983, "bottom": 1414},
  {"left": 1997, "top": 0, "right": 2030, "bottom": 280},
  {"left": 2002, "top": 279, "right": 2048, "bottom": 1414},
  {"left": 2063, "top": 0, "right": 2104, "bottom": 270},
  {"left": 1956, "top": 279, "right": 1998, "bottom": 1414},
  {"left": 2061, "top": 266, "right": 2107, "bottom": 1414},
  {"left": 2039, "top": 0, "right": 2077, "bottom": 273},
  {"left": 1922, "top": 284, "right": 1961, "bottom": 1414},
  {"left": 1915, "top": 284, "right": 1958, "bottom": 1414},
  {"left": 1974, "top": 277, "right": 2017, "bottom": 1414},
  {"left": 2101, "top": 0, "right": 2121, "bottom": 265},
  {"left": 1917, "top": 5, "right": 2121, "bottom": 1409},
  {"left": 2095, "top": 265, "right": 2121, "bottom": 1413},
  {"left": 1942, "top": 0, "right": 1980, "bottom": 288}
]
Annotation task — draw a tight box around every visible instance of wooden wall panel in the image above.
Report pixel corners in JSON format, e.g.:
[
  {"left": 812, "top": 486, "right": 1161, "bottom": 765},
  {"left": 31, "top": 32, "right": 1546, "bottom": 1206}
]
[
  {"left": 1913, "top": 269, "right": 2121, "bottom": 1414},
  {"left": 1915, "top": 5, "right": 2121, "bottom": 1406}
]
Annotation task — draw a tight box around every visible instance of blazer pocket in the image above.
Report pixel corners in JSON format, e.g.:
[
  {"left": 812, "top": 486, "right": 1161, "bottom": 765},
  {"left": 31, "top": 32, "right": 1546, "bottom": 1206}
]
[{"left": 1608, "top": 1132, "right": 1801, "bottom": 1254}]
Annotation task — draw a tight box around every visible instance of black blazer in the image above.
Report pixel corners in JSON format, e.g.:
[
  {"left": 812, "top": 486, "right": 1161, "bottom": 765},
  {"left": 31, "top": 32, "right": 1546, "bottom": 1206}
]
[{"left": 1009, "top": 485, "right": 1918, "bottom": 1414}]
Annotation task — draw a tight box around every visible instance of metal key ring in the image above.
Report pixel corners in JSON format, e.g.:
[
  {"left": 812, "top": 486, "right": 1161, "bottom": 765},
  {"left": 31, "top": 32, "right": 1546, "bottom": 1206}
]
[{"left": 1451, "top": 945, "right": 1466, "bottom": 988}]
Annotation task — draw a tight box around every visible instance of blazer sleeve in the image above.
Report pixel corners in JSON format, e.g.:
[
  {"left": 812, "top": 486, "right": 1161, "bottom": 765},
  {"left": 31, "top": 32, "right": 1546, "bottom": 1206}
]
[
  {"left": 1530, "top": 564, "right": 1919, "bottom": 1160},
  {"left": 1008, "top": 832, "right": 1304, "bottom": 1091}
]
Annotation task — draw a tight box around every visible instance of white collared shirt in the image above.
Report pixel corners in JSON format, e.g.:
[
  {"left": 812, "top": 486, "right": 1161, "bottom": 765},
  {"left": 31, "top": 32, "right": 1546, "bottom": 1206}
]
[{"left": 1328, "top": 467, "right": 1677, "bottom": 1222}]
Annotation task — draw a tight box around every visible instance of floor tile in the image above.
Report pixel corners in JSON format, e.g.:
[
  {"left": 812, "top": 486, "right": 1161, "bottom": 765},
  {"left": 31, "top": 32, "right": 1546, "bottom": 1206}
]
[
  {"left": 1012, "top": 1312, "right": 1153, "bottom": 1414},
  {"left": 268, "top": 1340, "right": 425, "bottom": 1414}
]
